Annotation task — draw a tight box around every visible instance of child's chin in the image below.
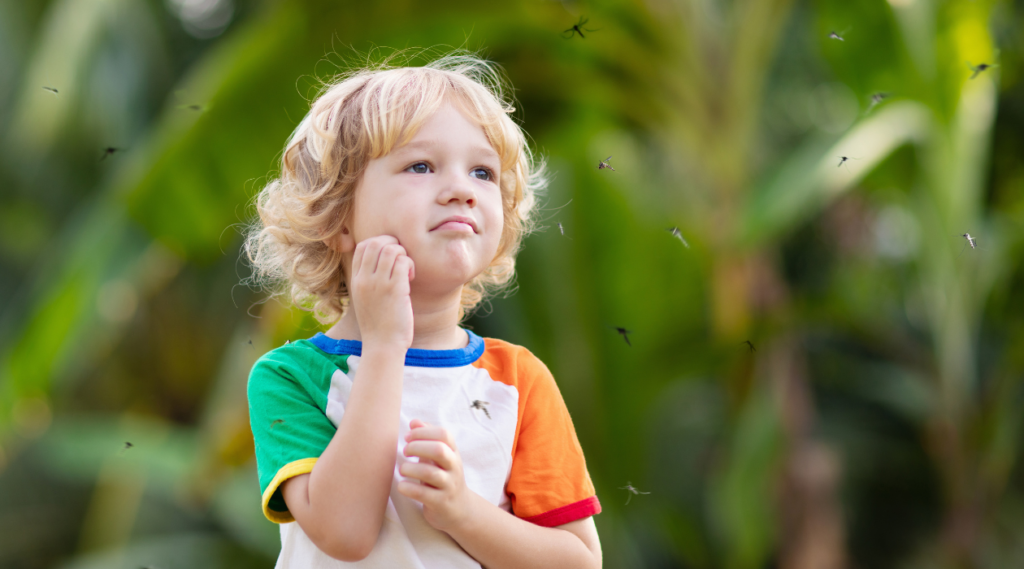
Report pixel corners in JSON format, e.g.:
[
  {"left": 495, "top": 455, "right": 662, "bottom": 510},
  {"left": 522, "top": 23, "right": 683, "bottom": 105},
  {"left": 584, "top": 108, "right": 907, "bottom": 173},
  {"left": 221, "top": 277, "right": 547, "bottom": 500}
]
[
  {"left": 417, "top": 258, "right": 483, "bottom": 288},
  {"left": 435, "top": 241, "right": 479, "bottom": 263}
]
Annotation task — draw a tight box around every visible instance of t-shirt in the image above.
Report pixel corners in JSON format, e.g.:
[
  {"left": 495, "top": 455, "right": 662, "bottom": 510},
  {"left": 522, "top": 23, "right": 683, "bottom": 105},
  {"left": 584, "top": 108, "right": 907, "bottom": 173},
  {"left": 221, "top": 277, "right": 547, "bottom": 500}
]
[{"left": 247, "top": 329, "right": 601, "bottom": 568}]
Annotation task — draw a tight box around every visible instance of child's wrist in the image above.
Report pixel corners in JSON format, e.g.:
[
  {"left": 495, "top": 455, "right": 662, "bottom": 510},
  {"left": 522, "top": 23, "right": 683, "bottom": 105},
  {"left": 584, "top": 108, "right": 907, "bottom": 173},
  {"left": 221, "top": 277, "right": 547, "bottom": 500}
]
[
  {"left": 444, "top": 490, "right": 485, "bottom": 537},
  {"left": 360, "top": 339, "right": 407, "bottom": 366},
  {"left": 361, "top": 340, "right": 408, "bottom": 360}
]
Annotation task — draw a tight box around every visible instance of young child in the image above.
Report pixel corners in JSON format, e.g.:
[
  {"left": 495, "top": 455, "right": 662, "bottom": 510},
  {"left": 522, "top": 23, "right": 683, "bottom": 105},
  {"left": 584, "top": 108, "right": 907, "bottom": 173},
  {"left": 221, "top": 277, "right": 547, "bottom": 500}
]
[{"left": 245, "top": 54, "right": 602, "bottom": 568}]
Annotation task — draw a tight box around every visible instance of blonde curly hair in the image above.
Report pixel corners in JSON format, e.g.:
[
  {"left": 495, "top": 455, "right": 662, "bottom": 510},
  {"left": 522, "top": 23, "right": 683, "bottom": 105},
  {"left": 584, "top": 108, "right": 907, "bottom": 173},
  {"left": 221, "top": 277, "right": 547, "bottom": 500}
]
[{"left": 245, "top": 53, "right": 545, "bottom": 324}]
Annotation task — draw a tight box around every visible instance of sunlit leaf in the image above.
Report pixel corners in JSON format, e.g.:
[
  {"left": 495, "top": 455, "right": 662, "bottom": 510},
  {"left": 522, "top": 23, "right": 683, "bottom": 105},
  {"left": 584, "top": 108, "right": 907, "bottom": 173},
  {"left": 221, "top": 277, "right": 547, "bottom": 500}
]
[{"left": 741, "top": 101, "right": 932, "bottom": 246}]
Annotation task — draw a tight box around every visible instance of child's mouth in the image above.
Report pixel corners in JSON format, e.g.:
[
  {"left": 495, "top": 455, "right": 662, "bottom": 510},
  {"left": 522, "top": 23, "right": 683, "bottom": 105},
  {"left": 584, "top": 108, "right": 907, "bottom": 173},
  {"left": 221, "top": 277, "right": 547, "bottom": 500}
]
[
  {"left": 432, "top": 216, "right": 478, "bottom": 234},
  {"left": 434, "top": 221, "right": 475, "bottom": 233}
]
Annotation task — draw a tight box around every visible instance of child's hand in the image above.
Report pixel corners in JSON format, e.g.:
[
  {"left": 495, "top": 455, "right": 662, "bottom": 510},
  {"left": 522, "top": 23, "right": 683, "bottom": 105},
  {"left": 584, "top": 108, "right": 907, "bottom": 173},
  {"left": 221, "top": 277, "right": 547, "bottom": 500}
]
[
  {"left": 398, "top": 419, "right": 473, "bottom": 533},
  {"left": 349, "top": 235, "right": 415, "bottom": 350}
]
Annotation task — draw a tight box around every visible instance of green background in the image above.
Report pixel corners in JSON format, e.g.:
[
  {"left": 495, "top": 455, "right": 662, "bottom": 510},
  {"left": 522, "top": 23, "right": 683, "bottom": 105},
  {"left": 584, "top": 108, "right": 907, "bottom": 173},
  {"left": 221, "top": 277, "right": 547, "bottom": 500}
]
[{"left": 1, "top": 0, "right": 1023, "bottom": 567}]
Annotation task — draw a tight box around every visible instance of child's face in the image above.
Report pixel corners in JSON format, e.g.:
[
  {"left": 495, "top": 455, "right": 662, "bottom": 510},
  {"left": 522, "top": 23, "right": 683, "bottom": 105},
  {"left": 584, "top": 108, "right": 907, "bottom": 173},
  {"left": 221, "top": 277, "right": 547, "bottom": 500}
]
[{"left": 343, "top": 102, "right": 504, "bottom": 297}]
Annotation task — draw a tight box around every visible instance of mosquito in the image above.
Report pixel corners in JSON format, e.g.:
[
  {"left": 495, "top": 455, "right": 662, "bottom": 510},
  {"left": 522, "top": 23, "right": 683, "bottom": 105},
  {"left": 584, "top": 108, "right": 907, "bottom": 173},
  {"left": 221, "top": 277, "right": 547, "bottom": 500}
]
[
  {"left": 100, "top": 147, "right": 122, "bottom": 161},
  {"left": 563, "top": 16, "right": 599, "bottom": 39},
  {"left": 867, "top": 92, "right": 889, "bottom": 112},
  {"left": 619, "top": 482, "right": 650, "bottom": 505},
  {"left": 666, "top": 227, "right": 690, "bottom": 248},
  {"left": 828, "top": 29, "right": 847, "bottom": 41},
  {"left": 956, "top": 232, "right": 984, "bottom": 257},
  {"left": 173, "top": 89, "right": 209, "bottom": 111},
  {"left": 598, "top": 156, "right": 615, "bottom": 171},
  {"left": 837, "top": 155, "right": 860, "bottom": 171},
  {"left": 610, "top": 326, "right": 632, "bottom": 347},
  {"left": 470, "top": 400, "right": 491, "bottom": 419},
  {"left": 42, "top": 86, "right": 59, "bottom": 95},
  {"left": 120, "top": 441, "right": 134, "bottom": 454},
  {"left": 967, "top": 61, "right": 997, "bottom": 79},
  {"left": 744, "top": 340, "right": 756, "bottom": 353},
  {"left": 248, "top": 338, "right": 254, "bottom": 348}
]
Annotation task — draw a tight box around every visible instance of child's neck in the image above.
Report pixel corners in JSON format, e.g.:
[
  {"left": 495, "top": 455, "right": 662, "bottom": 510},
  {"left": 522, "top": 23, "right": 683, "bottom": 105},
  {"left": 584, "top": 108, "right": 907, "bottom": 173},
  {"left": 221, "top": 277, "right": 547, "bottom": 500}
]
[{"left": 325, "top": 291, "right": 468, "bottom": 351}]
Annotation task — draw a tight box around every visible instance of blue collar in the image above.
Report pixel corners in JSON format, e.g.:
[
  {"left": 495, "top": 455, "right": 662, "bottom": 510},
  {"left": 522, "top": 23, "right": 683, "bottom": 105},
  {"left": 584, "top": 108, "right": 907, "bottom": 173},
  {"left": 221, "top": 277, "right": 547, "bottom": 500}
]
[{"left": 309, "top": 329, "right": 485, "bottom": 368}]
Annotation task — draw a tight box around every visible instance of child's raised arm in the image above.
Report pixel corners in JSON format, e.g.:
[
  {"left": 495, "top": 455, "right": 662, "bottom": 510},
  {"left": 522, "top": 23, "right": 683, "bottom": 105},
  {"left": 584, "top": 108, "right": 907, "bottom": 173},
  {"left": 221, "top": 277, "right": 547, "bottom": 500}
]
[{"left": 280, "top": 235, "right": 414, "bottom": 561}]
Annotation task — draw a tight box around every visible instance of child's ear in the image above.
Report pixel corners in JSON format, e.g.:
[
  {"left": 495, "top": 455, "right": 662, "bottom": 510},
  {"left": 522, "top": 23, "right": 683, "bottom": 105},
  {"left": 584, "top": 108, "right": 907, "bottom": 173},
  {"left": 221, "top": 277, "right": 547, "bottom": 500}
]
[{"left": 329, "top": 224, "right": 356, "bottom": 254}]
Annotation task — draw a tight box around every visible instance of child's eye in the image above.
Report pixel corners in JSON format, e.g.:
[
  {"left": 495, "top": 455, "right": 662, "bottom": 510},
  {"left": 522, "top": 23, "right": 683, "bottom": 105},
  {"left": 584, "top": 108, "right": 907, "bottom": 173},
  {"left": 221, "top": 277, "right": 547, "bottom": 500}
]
[
  {"left": 406, "top": 162, "right": 431, "bottom": 174},
  {"left": 470, "top": 167, "right": 494, "bottom": 181}
]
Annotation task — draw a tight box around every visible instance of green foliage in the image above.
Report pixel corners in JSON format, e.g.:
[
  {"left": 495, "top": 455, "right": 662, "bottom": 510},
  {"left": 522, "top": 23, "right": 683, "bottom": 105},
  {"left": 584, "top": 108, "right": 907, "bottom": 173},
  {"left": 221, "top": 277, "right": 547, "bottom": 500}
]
[{"left": 1, "top": 0, "right": 1023, "bottom": 567}]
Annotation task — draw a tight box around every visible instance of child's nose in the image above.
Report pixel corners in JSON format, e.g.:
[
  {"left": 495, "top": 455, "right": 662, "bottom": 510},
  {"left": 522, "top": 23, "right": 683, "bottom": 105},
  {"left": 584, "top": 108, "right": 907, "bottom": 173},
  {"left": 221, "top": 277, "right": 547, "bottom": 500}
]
[{"left": 438, "top": 173, "right": 476, "bottom": 206}]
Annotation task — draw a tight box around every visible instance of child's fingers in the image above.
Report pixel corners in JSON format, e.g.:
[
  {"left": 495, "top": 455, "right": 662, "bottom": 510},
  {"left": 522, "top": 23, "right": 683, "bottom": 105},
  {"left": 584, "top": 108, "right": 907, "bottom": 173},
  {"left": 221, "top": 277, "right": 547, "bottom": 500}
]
[
  {"left": 397, "top": 480, "right": 448, "bottom": 510},
  {"left": 398, "top": 479, "right": 436, "bottom": 503},
  {"left": 405, "top": 425, "right": 458, "bottom": 452},
  {"left": 409, "top": 418, "right": 428, "bottom": 430},
  {"left": 399, "top": 460, "right": 447, "bottom": 488},
  {"left": 355, "top": 239, "right": 383, "bottom": 278},
  {"left": 405, "top": 419, "right": 438, "bottom": 465},
  {"left": 404, "top": 440, "right": 456, "bottom": 470},
  {"left": 351, "top": 240, "right": 366, "bottom": 277},
  {"left": 392, "top": 254, "right": 415, "bottom": 282},
  {"left": 375, "top": 244, "right": 404, "bottom": 276},
  {"left": 355, "top": 236, "right": 400, "bottom": 277}
]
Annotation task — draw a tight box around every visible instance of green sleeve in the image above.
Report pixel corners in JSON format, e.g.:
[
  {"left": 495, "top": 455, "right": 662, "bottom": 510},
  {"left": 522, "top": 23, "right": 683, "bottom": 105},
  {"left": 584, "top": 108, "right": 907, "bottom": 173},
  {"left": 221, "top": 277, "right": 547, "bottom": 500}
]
[{"left": 247, "top": 343, "right": 343, "bottom": 523}]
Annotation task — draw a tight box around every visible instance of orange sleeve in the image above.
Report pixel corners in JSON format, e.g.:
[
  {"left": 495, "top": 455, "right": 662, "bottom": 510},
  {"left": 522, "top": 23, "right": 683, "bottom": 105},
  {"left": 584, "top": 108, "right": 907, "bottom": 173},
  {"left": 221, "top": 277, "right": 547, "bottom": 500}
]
[{"left": 474, "top": 339, "right": 601, "bottom": 527}]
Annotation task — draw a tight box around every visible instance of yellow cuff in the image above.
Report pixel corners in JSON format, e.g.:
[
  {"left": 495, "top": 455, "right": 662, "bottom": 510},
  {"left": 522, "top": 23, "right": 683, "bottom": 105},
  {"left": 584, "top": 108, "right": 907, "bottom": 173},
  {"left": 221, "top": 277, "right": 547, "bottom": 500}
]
[{"left": 262, "top": 457, "right": 318, "bottom": 523}]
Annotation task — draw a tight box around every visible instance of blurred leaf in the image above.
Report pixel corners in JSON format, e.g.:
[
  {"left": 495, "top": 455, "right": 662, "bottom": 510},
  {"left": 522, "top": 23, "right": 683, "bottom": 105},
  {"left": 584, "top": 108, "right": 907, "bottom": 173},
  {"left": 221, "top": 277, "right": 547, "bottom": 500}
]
[
  {"left": 5, "top": 0, "right": 123, "bottom": 155},
  {"left": 36, "top": 415, "right": 199, "bottom": 497},
  {"left": 210, "top": 464, "right": 280, "bottom": 559},
  {"left": 741, "top": 101, "right": 932, "bottom": 246},
  {"left": 121, "top": 3, "right": 309, "bottom": 260},
  {"left": 0, "top": 203, "right": 181, "bottom": 432},
  {"left": 56, "top": 531, "right": 270, "bottom": 569},
  {"left": 711, "top": 384, "right": 783, "bottom": 569}
]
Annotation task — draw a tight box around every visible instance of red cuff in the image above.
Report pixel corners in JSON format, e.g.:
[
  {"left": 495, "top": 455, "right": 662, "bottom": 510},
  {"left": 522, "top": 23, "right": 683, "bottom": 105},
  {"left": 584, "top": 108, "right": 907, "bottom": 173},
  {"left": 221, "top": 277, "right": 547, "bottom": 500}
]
[{"left": 522, "top": 496, "right": 602, "bottom": 527}]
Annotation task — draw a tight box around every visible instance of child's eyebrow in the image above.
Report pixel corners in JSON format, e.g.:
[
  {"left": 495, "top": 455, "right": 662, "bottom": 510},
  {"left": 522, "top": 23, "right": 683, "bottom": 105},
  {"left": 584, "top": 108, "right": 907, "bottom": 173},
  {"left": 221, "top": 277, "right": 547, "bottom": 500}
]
[{"left": 395, "top": 139, "right": 499, "bottom": 160}]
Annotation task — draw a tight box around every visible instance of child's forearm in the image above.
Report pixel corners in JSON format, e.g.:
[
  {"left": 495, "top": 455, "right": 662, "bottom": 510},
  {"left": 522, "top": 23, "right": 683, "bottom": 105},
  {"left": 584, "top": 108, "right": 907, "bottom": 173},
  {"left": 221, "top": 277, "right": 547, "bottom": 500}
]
[
  {"left": 446, "top": 493, "right": 601, "bottom": 569},
  {"left": 289, "top": 343, "right": 406, "bottom": 560}
]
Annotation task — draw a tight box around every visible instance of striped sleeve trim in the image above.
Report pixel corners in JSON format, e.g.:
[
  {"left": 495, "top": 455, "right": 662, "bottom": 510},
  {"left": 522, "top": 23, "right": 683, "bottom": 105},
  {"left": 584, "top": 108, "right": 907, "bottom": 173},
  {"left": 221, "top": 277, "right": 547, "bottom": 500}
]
[
  {"left": 522, "top": 496, "right": 602, "bottom": 527},
  {"left": 261, "top": 457, "right": 318, "bottom": 523}
]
